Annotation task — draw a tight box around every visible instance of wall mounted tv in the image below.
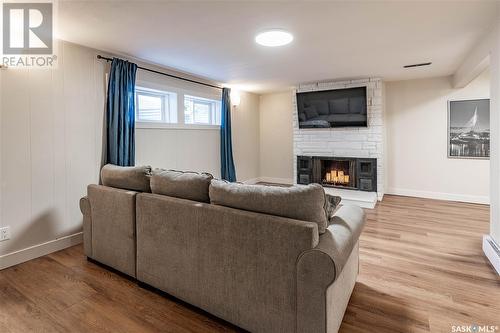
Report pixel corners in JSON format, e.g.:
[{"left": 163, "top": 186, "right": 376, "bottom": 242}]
[{"left": 297, "top": 86, "right": 367, "bottom": 128}]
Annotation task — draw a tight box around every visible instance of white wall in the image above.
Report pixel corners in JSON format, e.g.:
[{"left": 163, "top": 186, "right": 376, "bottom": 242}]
[
  {"left": 259, "top": 79, "right": 386, "bottom": 195},
  {"left": 136, "top": 90, "right": 260, "bottom": 181},
  {"left": 232, "top": 91, "right": 261, "bottom": 182},
  {"left": 0, "top": 41, "right": 106, "bottom": 262},
  {"left": 490, "top": 23, "right": 500, "bottom": 244},
  {"left": 0, "top": 41, "right": 260, "bottom": 268},
  {"left": 136, "top": 128, "right": 221, "bottom": 176},
  {"left": 134, "top": 69, "right": 223, "bottom": 177},
  {"left": 258, "top": 74, "right": 490, "bottom": 204},
  {"left": 259, "top": 92, "right": 294, "bottom": 183},
  {"left": 386, "top": 70, "right": 490, "bottom": 203}
]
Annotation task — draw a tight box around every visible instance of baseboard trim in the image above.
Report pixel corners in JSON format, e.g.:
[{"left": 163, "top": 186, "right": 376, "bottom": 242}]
[
  {"left": 242, "top": 177, "right": 294, "bottom": 185},
  {"left": 258, "top": 177, "right": 294, "bottom": 185},
  {"left": 386, "top": 187, "right": 489, "bottom": 204},
  {"left": 0, "top": 232, "right": 83, "bottom": 270},
  {"left": 483, "top": 235, "right": 500, "bottom": 275},
  {"left": 242, "top": 177, "right": 260, "bottom": 185}
]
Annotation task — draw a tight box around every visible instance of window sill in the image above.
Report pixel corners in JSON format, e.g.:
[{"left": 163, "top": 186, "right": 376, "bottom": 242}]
[{"left": 136, "top": 122, "right": 220, "bottom": 130}]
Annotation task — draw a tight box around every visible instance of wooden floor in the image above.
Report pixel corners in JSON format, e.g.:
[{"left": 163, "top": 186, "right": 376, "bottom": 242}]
[{"left": 1, "top": 195, "right": 499, "bottom": 333}]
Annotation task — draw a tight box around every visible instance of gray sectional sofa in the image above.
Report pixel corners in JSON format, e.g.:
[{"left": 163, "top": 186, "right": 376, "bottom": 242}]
[{"left": 80, "top": 164, "right": 366, "bottom": 333}]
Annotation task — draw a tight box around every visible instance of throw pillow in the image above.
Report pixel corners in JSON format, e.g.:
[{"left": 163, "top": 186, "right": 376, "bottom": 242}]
[
  {"left": 303, "top": 106, "right": 319, "bottom": 119},
  {"left": 101, "top": 164, "right": 152, "bottom": 192},
  {"left": 324, "top": 194, "right": 342, "bottom": 226},
  {"left": 209, "top": 180, "right": 328, "bottom": 234},
  {"left": 151, "top": 170, "right": 213, "bottom": 203}
]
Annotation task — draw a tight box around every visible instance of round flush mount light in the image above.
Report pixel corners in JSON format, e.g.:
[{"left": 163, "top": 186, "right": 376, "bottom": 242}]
[{"left": 255, "top": 29, "right": 293, "bottom": 47}]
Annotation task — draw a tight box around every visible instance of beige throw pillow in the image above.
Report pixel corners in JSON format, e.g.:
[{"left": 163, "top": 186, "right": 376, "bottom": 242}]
[
  {"left": 101, "top": 164, "right": 152, "bottom": 192},
  {"left": 209, "top": 180, "right": 328, "bottom": 234},
  {"left": 151, "top": 170, "right": 213, "bottom": 203}
]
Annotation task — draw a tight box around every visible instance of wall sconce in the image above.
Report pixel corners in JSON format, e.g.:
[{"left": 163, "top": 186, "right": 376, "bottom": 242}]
[{"left": 230, "top": 90, "right": 241, "bottom": 107}]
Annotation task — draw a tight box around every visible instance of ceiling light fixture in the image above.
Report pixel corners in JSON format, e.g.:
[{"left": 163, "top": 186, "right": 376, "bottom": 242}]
[{"left": 255, "top": 29, "right": 293, "bottom": 47}]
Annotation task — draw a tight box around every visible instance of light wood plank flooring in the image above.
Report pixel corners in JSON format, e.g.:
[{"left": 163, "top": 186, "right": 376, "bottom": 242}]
[{"left": 0, "top": 195, "right": 499, "bottom": 332}]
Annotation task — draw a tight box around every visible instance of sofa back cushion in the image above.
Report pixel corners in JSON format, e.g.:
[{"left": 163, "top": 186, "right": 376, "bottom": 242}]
[
  {"left": 151, "top": 170, "right": 213, "bottom": 203},
  {"left": 303, "top": 105, "right": 319, "bottom": 120},
  {"left": 309, "top": 100, "right": 330, "bottom": 115},
  {"left": 329, "top": 98, "right": 349, "bottom": 114},
  {"left": 209, "top": 180, "right": 328, "bottom": 234},
  {"left": 101, "top": 164, "right": 151, "bottom": 192},
  {"left": 349, "top": 96, "right": 366, "bottom": 114}
]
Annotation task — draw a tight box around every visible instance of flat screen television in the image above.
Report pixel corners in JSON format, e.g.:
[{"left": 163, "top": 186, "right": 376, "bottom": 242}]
[{"left": 297, "top": 86, "right": 367, "bottom": 128}]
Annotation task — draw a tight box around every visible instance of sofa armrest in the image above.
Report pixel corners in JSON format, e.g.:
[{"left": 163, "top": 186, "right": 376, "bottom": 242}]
[
  {"left": 296, "top": 205, "right": 366, "bottom": 333},
  {"left": 318, "top": 205, "right": 366, "bottom": 275},
  {"left": 80, "top": 196, "right": 92, "bottom": 257}
]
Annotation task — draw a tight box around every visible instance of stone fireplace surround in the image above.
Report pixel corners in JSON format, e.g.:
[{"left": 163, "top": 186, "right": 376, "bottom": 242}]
[{"left": 293, "top": 78, "right": 385, "bottom": 200}]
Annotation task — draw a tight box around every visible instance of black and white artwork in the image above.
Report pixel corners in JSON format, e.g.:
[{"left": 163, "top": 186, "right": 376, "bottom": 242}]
[{"left": 448, "top": 99, "right": 489, "bottom": 159}]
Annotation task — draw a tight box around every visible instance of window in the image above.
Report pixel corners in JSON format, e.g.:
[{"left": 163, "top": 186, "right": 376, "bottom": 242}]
[
  {"left": 135, "top": 85, "right": 221, "bottom": 128},
  {"left": 135, "top": 87, "right": 177, "bottom": 123},
  {"left": 184, "top": 95, "right": 221, "bottom": 125}
]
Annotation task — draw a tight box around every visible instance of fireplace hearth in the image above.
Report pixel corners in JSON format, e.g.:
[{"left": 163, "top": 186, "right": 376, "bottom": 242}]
[{"left": 297, "top": 156, "right": 377, "bottom": 192}]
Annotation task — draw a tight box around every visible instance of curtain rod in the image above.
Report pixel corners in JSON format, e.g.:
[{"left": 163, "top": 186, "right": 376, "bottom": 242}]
[{"left": 96, "top": 55, "right": 223, "bottom": 90}]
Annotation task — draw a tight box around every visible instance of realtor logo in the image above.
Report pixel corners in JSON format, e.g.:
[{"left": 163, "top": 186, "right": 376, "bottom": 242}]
[
  {"left": 3, "top": 2, "right": 53, "bottom": 54},
  {"left": 1, "top": 1, "right": 56, "bottom": 67}
]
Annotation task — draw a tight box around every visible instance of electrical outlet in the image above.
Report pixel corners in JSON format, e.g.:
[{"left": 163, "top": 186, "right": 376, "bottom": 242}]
[{"left": 0, "top": 226, "right": 10, "bottom": 241}]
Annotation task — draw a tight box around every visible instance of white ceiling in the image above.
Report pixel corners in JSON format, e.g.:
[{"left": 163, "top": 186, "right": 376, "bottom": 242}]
[{"left": 58, "top": 1, "right": 498, "bottom": 93}]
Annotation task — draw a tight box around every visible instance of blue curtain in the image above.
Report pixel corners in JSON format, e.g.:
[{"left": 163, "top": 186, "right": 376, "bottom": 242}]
[
  {"left": 106, "top": 58, "right": 138, "bottom": 166},
  {"left": 220, "top": 88, "right": 236, "bottom": 182}
]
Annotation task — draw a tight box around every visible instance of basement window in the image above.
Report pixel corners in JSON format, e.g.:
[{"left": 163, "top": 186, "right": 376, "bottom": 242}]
[
  {"left": 184, "top": 95, "right": 221, "bottom": 126},
  {"left": 135, "top": 87, "right": 177, "bottom": 124}
]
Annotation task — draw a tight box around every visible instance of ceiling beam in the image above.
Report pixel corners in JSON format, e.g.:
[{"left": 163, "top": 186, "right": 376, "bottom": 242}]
[{"left": 452, "top": 26, "right": 495, "bottom": 88}]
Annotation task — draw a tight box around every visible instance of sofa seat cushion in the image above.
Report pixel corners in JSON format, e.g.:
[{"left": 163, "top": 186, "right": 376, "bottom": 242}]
[
  {"left": 299, "top": 119, "right": 330, "bottom": 128},
  {"left": 151, "top": 170, "right": 213, "bottom": 203},
  {"left": 327, "top": 114, "right": 366, "bottom": 123},
  {"left": 209, "top": 180, "right": 328, "bottom": 234},
  {"left": 101, "top": 164, "right": 152, "bottom": 192}
]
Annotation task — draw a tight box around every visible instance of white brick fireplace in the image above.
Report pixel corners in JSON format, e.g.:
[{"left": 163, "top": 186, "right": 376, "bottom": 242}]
[{"left": 293, "top": 78, "right": 386, "bottom": 201}]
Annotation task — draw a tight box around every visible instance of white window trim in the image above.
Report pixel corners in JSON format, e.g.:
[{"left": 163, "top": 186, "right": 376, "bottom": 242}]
[
  {"left": 184, "top": 95, "right": 221, "bottom": 126},
  {"left": 135, "top": 80, "right": 222, "bottom": 129},
  {"left": 135, "top": 86, "right": 178, "bottom": 124},
  {"left": 135, "top": 90, "right": 167, "bottom": 122},
  {"left": 135, "top": 122, "right": 220, "bottom": 130}
]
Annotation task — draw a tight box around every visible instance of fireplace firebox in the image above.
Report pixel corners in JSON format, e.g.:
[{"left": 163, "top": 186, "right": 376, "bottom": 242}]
[{"left": 297, "top": 156, "right": 377, "bottom": 192}]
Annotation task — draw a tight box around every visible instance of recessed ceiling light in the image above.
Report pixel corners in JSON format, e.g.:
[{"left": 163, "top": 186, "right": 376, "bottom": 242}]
[{"left": 255, "top": 29, "right": 293, "bottom": 47}]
